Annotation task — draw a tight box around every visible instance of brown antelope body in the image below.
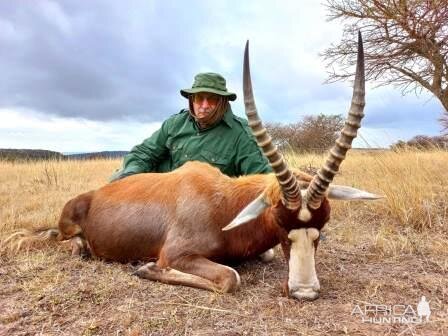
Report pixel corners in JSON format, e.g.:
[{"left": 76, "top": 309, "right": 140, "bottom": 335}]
[{"left": 35, "top": 33, "right": 382, "bottom": 300}]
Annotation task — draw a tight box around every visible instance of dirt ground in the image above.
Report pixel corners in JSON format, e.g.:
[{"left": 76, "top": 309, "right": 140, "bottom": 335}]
[{"left": 1, "top": 223, "right": 446, "bottom": 336}]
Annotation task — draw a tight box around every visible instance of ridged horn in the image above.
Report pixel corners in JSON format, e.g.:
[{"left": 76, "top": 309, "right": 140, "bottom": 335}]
[
  {"left": 243, "top": 41, "right": 301, "bottom": 210},
  {"left": 303, "top": 31, "right": 365, "bottom": 212}
]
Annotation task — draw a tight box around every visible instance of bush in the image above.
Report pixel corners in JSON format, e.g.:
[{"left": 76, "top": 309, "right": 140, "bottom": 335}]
[
  {"left": 391, "top": 135, "right": 448, "bottom": 150},
  {"left": 266, "top": 114, "right": 344, "bottom": 153}
]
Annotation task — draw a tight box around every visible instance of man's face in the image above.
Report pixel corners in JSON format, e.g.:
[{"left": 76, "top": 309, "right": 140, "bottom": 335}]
[{"left": 192, "top": 92, "right": 220, "bottom": 120}]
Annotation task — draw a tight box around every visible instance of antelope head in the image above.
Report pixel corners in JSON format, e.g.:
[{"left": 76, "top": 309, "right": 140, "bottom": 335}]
[{"left": 223, "top": 32, "right": 382, "bottom": 300}]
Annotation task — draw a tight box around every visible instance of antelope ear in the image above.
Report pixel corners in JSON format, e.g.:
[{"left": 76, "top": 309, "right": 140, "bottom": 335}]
[
  {"left": 328, "top": 185, "right": 384, "bottom": 200},
  {"left": 222, "top": 193, "right": 269, "bottom": 231}
]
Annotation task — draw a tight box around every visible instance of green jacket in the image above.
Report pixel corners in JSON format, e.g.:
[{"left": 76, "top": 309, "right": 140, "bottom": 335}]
[{"left": 111, "top": 108, "right": 272, "bottom": 181}]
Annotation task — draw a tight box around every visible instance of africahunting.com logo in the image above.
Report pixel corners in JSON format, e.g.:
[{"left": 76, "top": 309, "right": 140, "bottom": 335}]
[{"left": 352, "top": 296, "right": 431, "bottom": 324}]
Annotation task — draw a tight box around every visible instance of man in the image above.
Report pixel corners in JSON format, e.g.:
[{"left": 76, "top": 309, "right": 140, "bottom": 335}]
[{"left": 110, "top": 72, "right": 272, "bottom": 181}]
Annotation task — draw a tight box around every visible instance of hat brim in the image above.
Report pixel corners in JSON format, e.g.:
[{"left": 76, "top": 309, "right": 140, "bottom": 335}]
[{"left": 180, "top": 87, "right": 237, "bottom": 101}]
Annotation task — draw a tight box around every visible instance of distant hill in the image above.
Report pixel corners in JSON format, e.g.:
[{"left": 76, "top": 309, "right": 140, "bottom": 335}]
[
  {"left": 0, "top": 149, "right": 129, "bottom": 161},
  {"left": 0, "top": 149, "right": 64, "bottom": 161},
  {"left": 65, "top": 151, "right": 129, "bottom": 160}
]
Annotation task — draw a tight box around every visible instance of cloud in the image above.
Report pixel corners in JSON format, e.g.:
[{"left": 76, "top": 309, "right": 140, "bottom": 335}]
[
  {"left": 0, "top": 108, "right": 161, "bottom": 152},
  {"left": 365, "top": 87, "right": 443, "bottom": 132},
  {"left": 0, "top": 1, "right": 349, "bottom": 122},
  {"left": 0, "top": 1, "right": 444, "bottom": 150},
  {"left": 0, "top": 1, "right": 207, "bottom": 121}
]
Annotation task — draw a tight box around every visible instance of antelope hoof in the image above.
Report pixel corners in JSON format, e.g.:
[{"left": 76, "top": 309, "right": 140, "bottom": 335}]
[
  {"left": 259, "top": 248, "right": 275, "bottom": 262},
  {"left": 290, "top": 288, "right": 320, "bottom": 301},
  {"left": 133, "top": 262, "right": 157, "bottom": 278}
]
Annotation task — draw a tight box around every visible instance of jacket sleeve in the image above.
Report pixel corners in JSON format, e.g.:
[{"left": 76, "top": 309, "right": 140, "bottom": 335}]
[
  {"left": 234, "top": 130, "right": 273, "bottom": 175},
  {"left": 109, "top": 121, "right": 170, "bottom": 181}
]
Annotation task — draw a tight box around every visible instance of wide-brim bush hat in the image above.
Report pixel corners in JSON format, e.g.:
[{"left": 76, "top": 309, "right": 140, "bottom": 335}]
[{"left": 180, "top": 72, "right": 237, "bottom": 101}]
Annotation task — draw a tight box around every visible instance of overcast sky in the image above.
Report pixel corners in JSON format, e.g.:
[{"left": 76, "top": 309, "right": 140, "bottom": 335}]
[{"left": 0, "top": 0, "right": 444, "bottom": 152}]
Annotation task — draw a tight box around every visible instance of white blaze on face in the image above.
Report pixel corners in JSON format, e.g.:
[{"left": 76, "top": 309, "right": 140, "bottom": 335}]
[{"left": 287, "top": 228, "right": 320, "bottom": 300}]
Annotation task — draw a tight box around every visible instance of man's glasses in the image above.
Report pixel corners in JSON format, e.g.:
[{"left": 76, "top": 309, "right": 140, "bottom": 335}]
[{"left": 192, "top": 93, "right": 220, "bottom": 105}]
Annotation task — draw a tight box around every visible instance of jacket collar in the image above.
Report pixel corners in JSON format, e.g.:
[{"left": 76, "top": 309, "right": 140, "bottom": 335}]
[
  {"left": 221, "top": 108, "right": 234, "bottom": 128},
  {"left": 188, "top": 106, "right": 234, "bottom": 130}
]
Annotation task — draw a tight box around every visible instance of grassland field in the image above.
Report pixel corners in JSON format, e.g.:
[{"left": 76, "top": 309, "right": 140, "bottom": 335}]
[{"left": 0, "top": 149, "right": 447, "bottom": 335}]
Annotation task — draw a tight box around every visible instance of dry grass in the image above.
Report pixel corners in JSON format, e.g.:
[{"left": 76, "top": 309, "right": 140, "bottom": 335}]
[{"left": 1, "top": 151, "right": 447, "bottom": 335}]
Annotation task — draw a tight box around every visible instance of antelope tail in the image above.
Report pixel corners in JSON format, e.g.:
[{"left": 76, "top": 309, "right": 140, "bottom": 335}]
[{"left": 1, "top": 228, "right": 61, "bottom": 253}]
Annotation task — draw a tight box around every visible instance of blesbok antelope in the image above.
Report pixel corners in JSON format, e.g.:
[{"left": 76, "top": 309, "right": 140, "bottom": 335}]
[{"left": 15, "top": 33, "right": 381, "bottom": 300}]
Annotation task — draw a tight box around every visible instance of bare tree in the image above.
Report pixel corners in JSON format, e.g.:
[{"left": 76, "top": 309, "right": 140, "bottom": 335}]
[
  {"left": 266, "top": 114, "right": 344, "bottom": 152},
  {"left": 322, "top": 0, "right": 448, "bottom": 132},
  {"left": 299, "top": 114, "right": 345, "bottom": 151}
]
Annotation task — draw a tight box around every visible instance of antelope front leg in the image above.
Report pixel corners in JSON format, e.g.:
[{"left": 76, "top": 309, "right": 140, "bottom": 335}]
[{"left": 134, "top": 256, "right": 241, "bottom": 293}]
